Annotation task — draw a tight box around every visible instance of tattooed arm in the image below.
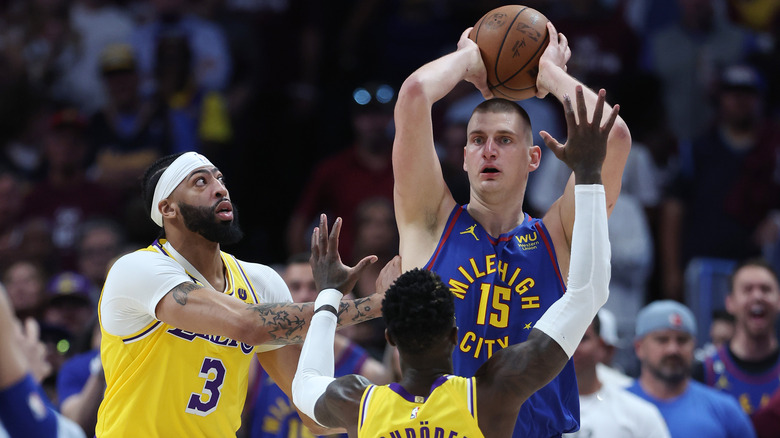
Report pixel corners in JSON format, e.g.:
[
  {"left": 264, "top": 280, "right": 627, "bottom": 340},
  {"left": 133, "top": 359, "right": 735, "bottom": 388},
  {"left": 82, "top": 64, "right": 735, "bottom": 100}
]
[{"left": 155, "top": 280, "right": 382, "bottom": 346}]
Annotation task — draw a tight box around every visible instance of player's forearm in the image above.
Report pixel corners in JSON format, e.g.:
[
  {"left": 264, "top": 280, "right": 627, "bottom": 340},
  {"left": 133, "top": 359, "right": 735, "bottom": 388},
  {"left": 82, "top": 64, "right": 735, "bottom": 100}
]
[
  {"left": 400, "top": 48, "right": 480, "bottom": 107},
  {"left": 246, "top": 293, "right": 381, "bottom": 345},
  {"left": 534, "top": 185, "right": 610, "bottom": 357}
]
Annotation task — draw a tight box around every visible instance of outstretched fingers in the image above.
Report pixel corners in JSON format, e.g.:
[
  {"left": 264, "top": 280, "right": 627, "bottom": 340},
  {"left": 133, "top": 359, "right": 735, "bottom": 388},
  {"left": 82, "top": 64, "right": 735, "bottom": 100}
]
[
  {"left": 602, "top": 104, "right": 621, "bottom": 135},
  {"left": 327, "top": 217, "right": 342, "bottom": 262},
  {"left": 591, "top": 89, "right": 606, "bottom": 127},
  {"left": 575, "top": 85, "right": 588, "bottom": 126}
]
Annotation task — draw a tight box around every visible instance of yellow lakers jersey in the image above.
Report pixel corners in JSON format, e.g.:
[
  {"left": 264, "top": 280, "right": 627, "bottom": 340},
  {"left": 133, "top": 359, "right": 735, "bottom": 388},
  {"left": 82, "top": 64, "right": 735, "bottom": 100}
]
[
  {"left": 358, "top": 375, "right": 484, "bottom": 438},
  {"left": 96, "top": 242, "right": 260, "bottom": 437}
]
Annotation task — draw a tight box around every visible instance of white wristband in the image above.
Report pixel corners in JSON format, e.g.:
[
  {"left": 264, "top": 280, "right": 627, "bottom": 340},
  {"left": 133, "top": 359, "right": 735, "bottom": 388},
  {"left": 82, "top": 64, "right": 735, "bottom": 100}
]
[{"left": 314, "top": 288, "right": 343, "bottom": 314}]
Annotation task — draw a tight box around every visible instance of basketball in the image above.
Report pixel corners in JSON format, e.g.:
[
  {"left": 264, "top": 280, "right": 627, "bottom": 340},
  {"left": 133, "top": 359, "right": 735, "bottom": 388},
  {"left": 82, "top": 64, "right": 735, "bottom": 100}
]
[{"left": 469, "top": 5, "right": 550, "bottom": 101}]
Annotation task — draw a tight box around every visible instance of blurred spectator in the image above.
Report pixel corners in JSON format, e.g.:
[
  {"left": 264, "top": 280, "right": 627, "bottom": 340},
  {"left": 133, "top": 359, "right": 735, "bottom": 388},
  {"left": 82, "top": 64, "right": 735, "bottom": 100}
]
[
  {"left": 62, "top": 0, "right": 135, "bottom": 113},
  {"left": 42, "top": 271, "right": 95, "bottom": 340},
  {"left": 659, "top": 64, "right": 780, "bottom": 300},
  {"left": 21, "top": 108, "right": 122, "bottom": 269},
  {"left": 13, "top": 0, "right": 81, "bottom": 103},
  {"left": 642, "top": 0, "right": 758, "bottom": 142},
  {"left": 0, "top": 165, "right": 25, "bottom": 273},
  {"left": 245, "top": 253, "right": 390, "bottom": 438},
  {"left": 724, "top": 0, "right": 780, "bottom": 34},
  {"left": 17, "top": 218, "right": 58, "bottom": 274},
  {"left": 751, "top": 385, "right": 780, "bottom": 438},
  {"left": 2, "top": 261, "right": 48, "bottom": 321},
  {"left": 595, "top": 308, "right": 636, "bottom": 385},
  {"left": 130, "top": 0, "right": 232, "bottom": 95},
  {"left": 554, "top": 0, "right": 641, "bottom": 104},
  {"left": 75, "top": 219, "right": 125, "bottom": 300},
  {"left": 152, "top": 32, "right": 232, "bottom": 157},
  {"left": 1, "top": 104, "right": 51, "bottom": 180},
  {"left": 700, "top": 259, "right": 780, "bottom": 415},
  {"left": 286, "top": 81, "right": 395, "bottom": 263},
  {"left": 564, "top": 313, "right": 670, "bottom": 438},
  {"left": 627, "top": 300, "right": 756, "bottom": 437},
  {"left": 88, "top": 43, "right": 169, "bottom": 195},
  {"left": 695, "top": 309, "right": 736, "bottom": 361},
  {"left": 0, "top": 281, "right": 86, "bottom": 438},
  {"left": 348, "top": 197, "right": 397, "bottom": 359},
  {"left": 56, "top": 319, "right": 102, "bottom": 437}
]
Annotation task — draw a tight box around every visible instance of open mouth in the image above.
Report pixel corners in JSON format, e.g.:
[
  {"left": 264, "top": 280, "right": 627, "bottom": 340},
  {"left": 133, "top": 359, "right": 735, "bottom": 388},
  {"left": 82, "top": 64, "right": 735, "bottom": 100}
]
[
  {"left": 215, "top": 200, "right": 233, "bottom": 220},
  {"left": 481, "top": 166, "right": 500, "bottom": 175}
]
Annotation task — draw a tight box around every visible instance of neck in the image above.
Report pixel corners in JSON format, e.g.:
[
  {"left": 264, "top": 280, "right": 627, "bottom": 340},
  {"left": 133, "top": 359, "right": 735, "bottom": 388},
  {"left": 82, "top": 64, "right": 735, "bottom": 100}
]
[
  {"left": 575, "top": 366, "right": 602, "bottom": 396},
  {"left": 466, "top": 196, "right": 526, "bottom": 237},
  {"left": 638, "top": 372, "right": 688, "bottom": 400},
  {"left": 164, "top": 227, "right": 225, "bottom": 290},
  {"left": 398, "top": 366, "right": 451, "bottom": 396},
  {"left": 730, "top": 331, "right": 778, "bottom": 361}
]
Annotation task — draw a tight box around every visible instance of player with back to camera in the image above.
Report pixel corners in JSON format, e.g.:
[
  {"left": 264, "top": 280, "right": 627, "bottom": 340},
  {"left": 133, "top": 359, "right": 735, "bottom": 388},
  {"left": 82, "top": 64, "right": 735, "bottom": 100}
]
[
  {"left": 291, "top": 84, "right": 617, "bottom": 437},
  {"left": 391, "top": 21, "right": 631, "bottom": 438},
  {"left": 96, "top": 151, "right": 385, "bottom": 437}
]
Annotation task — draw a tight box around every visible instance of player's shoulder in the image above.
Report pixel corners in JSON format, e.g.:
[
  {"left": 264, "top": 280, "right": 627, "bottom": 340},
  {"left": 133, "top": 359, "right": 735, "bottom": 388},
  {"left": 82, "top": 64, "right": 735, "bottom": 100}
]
[{"left": 109, "top": 247, "right": 172, "bottom": 272}]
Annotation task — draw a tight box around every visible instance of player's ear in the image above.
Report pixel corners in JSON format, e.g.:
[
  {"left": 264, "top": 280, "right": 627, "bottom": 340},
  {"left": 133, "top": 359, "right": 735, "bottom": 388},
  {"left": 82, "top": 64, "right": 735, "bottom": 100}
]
[
  {"left": 529, "top": 145, "right": 541, "bottom": 171},
  {"left": 449, "top": 327, "right": 458, "bottom": 345},
  {"left": 385, "top": 329, "right": 397, "bottom": 347},
  {"left": 160, "top": 198, "right": 176, "bottom": 220}
]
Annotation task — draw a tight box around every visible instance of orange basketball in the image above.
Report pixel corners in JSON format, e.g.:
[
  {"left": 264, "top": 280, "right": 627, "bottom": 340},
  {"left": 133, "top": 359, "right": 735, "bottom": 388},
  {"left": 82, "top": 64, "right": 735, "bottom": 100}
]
[{"left": 469, "top": 5, "right": 549, "bottom": 101}]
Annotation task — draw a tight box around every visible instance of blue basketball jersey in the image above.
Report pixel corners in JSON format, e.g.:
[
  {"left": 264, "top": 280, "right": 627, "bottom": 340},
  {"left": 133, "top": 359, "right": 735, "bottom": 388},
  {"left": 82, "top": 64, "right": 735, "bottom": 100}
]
[
  {"left": 704, "top": 346, "right": 780, "bottom": 415},
  {"left": 425, "top": 205, "right": 579, "bottom": 437}
]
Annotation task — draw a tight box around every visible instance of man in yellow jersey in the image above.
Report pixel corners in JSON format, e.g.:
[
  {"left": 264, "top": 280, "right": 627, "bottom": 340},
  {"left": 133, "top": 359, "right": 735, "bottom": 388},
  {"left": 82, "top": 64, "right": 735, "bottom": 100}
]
[
  {"left": 292, "top": 86, "right": 617, "bottom": 437},
  {"left": 96, "top": 151, "right": 384, "bottom": 437}
]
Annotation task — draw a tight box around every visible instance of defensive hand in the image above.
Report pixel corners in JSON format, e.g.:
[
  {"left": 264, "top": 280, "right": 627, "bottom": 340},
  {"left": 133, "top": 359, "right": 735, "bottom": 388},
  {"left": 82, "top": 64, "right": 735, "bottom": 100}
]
[{"left": 310, "top": 214, "right": 377, "bottom": 293}]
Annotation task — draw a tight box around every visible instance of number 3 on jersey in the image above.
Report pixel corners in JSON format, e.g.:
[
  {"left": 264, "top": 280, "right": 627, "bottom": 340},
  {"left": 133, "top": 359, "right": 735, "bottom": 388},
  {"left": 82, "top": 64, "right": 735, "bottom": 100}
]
[{"left": 186, "top": 357, "right": 226, "bottom": 416}]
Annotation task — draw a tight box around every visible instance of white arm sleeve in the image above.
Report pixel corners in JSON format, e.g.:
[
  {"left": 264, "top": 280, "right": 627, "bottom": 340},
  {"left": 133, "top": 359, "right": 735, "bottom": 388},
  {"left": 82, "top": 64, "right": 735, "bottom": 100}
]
[
  {"left": 291, "top": 289, "right": 343, "bottom": 427},
  {"left": 534, "top": 184, "right": 611, "bottom": 358}
]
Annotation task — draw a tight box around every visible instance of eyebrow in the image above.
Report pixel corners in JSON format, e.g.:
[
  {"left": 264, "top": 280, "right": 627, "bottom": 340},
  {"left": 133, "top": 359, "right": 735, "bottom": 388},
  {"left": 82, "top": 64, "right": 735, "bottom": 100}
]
[
  {"left": 187, "top": 167, "right": 220, "bottom": 181},
  {"left": 468, "top": 129, "right": 517, "bottom": 136}
]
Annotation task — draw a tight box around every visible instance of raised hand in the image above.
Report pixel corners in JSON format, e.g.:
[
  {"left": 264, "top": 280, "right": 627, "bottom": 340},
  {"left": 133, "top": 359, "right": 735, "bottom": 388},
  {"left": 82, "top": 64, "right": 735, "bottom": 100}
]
[
  {"left": 310, "top": 214, "right": 377, "bottom": 293},
  {"left": 458, "top": 27, "right": 494, "bottom": 100},
  {"left": 540, "top": 86, "right": 620, "bottom": 185},
  {"left": 536, "top": 21, "right": 571, "bottom": 99}
]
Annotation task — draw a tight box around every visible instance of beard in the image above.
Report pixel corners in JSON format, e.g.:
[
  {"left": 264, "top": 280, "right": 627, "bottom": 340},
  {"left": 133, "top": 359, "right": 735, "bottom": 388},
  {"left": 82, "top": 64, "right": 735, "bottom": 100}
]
[
  {"left": 646, "top": 354, "right": 691, "bottom": 385},
  {"left": 179, "top": 200, "right": 244, "bottom": 245}
]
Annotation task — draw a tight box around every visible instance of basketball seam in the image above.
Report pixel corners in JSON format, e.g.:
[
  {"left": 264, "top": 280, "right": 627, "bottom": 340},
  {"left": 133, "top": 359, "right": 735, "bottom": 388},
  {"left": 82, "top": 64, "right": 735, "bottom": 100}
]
[
  {"left": 493, "top": 7, "right": 527, "bottom": 84},
  {"left": 494, "top": 27, "right": 549, "bottom": 89}
]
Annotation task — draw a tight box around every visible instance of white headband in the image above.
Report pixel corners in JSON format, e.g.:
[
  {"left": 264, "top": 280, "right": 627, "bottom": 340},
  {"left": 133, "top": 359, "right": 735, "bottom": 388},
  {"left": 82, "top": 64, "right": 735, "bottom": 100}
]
[{"left": 150, "top": 152, "right": 214, "bottom": 227}]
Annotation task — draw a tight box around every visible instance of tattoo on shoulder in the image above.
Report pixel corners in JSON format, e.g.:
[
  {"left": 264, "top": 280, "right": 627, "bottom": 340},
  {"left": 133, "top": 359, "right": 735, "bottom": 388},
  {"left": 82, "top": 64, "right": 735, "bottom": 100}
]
[{"left": 172, "top": 283, "right": 202, "bottom": 305}]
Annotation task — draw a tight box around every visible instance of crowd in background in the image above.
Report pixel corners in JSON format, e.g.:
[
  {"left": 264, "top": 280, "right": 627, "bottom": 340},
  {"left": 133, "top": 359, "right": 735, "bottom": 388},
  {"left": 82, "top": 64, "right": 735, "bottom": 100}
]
[{"left": 1, "top": 0, "right": 780, "bottom": 436}]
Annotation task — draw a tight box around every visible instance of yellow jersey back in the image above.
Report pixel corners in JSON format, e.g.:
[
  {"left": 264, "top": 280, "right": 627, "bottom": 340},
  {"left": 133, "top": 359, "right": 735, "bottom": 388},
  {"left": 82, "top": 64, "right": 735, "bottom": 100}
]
[
  {"left": 358, "top": 375, "right": 484, "bottom": 438},
  {"left": 97, "top": 242, "right": 262, "bottom": 437}
]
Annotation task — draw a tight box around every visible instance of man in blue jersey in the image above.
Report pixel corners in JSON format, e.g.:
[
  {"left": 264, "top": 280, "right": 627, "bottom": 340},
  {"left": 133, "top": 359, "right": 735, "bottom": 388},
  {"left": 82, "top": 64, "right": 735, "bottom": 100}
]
[
  {"left": 628, "top": 300, "right": 756, "bottom": 438},
  {"left": 291, "top": 86, "right": 616, "bottom": 435},
  {"left": 701, "top": 258, "right": 780, "bottom": 414},
  {"left": 391, "top": 20, "right": 631, "bottom": 437}
]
